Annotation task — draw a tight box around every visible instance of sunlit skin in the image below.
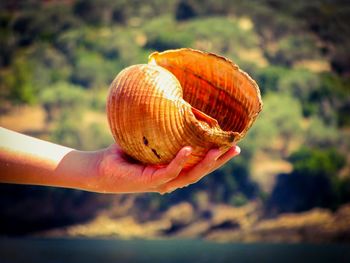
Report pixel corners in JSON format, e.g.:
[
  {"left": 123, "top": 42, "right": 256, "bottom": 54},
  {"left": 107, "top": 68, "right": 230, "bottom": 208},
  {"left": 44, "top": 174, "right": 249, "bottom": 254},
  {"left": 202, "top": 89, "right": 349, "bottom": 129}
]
[{"left": 0, "top": 127, "right": 240, "bottom": 194}]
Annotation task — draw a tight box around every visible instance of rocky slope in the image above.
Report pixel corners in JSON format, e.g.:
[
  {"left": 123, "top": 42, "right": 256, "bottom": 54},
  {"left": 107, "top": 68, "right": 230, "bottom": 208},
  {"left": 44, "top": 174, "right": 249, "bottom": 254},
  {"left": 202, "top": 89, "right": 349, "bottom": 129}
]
[{"left": 42, "top": 202, "right": 350, "bottom": 243}]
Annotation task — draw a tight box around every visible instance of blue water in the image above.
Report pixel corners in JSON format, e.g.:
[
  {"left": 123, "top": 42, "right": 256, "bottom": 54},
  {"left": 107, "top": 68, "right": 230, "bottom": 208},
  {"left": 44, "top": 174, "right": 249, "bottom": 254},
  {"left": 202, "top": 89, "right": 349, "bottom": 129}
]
[{"left": 0, "top": 238, "right": 349, "bottom": 263}]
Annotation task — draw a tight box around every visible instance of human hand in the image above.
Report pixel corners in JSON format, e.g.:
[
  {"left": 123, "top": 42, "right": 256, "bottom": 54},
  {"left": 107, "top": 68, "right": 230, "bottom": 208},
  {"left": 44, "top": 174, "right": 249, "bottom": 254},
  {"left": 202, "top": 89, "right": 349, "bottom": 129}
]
[
  {"left": 0, "top": 128, "right": 240, "bottom": 193},
  {"left": 89, "top": 144, "right": 241, "bottom": 194}
]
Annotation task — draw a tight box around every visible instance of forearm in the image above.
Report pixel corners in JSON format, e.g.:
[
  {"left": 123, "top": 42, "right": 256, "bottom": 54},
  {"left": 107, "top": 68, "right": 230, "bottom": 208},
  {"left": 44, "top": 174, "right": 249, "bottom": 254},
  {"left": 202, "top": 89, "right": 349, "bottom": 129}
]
[
  {"left": 0, "top": 127, "right": 99, "bottom": 191},
  {"left": 0, "top": 128, "right": 240, "bottom": 194}
]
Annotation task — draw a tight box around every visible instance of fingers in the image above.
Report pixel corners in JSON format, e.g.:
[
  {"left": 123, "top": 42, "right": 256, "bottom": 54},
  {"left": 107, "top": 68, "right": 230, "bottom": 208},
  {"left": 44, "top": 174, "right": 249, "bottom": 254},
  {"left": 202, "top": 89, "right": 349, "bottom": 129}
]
[
  {"left": 159, "top": 145, "right": 241, "bottom": 194},
  {"left": 148, "top": 146, "right": 192, "bottom": 186},
  {"left": 208, "top": 145, "right": 241, "bottom": 173},
  {"left": 158, "top": 148, "right": 221, "bottom": 194}
]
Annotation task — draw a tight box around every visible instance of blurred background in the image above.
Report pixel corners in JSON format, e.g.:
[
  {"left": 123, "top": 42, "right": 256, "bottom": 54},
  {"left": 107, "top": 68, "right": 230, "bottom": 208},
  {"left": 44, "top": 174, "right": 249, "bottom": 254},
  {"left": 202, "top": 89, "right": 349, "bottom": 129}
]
[{"left": 0, "top": 0, "right": 350, "bottom": 244}]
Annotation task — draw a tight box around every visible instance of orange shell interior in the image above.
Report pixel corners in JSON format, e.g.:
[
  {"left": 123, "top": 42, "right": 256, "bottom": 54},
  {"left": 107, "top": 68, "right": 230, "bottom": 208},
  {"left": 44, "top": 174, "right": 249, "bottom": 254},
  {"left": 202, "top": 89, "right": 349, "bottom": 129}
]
[{"left": 149, "top": 48, "right": 263, "bottom": 139}]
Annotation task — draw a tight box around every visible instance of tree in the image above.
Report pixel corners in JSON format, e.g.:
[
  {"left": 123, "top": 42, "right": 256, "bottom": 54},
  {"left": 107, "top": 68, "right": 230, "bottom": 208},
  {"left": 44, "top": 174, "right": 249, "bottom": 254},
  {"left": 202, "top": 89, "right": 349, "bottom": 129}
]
[
  {"left": 175, "top": 1, "right": 197, "bottom": 21},
  {"left": 39, "top": 82, "right": 87, "bottom": 123},
  {"left": 1, "top": 57, "right": 36, "bottom": 104},
  {"left": 266, "top": 147, "right": 346, "bottom": 215},
  {"left": 245, "top": 93, "right": 303, "bottom": 156}
]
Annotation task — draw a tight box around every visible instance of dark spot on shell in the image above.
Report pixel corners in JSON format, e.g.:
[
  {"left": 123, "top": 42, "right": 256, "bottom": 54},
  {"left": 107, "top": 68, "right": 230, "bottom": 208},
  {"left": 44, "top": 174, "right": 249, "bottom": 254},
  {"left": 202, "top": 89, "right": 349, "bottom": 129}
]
[
  {"left": 143, "top": 136, "right": 149, "bottom": 146},
  {"left": 151, "top": 148, "right": 161, "bottom": 159}
]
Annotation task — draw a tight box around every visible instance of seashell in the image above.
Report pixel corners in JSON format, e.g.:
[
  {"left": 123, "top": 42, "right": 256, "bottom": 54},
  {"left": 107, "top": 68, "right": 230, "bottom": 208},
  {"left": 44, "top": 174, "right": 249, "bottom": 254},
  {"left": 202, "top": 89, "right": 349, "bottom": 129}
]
[{"left": 107, "top": 48, "right": 262, "bottom": 167}]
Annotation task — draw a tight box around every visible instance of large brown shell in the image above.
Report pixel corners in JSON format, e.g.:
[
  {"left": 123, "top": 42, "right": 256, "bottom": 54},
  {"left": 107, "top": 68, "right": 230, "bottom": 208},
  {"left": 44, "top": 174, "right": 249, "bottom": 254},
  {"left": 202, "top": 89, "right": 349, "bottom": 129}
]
[{"left": 107, "top": 48, "right": 262, "bottom": 167}]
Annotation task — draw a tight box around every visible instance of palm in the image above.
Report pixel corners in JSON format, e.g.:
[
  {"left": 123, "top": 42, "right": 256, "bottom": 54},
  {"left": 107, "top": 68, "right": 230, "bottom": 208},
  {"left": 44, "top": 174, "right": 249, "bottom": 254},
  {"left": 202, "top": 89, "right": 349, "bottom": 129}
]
[{"left": 96, "top": 144, "right": 240, "bottom": 194}]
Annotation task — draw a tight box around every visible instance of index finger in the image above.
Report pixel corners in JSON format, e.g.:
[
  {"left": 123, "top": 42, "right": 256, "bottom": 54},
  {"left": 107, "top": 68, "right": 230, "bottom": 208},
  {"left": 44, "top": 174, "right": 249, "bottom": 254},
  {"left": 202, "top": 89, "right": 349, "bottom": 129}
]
[
  {"left": 149, "top": 146, "right": 192, "bottom": 185},
  {"left": 159, "top": 146, "right": 240, "bottom": 194}
]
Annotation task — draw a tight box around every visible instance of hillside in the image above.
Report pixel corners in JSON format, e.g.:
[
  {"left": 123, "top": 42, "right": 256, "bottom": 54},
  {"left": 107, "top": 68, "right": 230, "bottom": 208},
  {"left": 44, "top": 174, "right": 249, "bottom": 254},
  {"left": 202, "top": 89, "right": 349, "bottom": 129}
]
[{"left": 0, "top": 0, "right": 349, "bottom": 239}]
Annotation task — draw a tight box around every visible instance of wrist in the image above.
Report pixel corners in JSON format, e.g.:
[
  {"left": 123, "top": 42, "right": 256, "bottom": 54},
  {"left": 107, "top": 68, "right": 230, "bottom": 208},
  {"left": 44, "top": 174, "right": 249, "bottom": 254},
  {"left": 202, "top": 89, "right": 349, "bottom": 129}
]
[
  {"left": 81, "top": 150, "right": 105, "bottom": 192},
  {"left": 54, "top": 150, "right": 102, "bottom": 192}
]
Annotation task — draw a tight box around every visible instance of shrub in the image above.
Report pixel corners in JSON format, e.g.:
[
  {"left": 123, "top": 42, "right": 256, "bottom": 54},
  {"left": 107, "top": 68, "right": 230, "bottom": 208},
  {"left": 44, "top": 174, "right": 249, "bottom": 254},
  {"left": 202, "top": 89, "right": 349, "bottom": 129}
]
[{"left": 267, "top": 147, "right": 346, "bottom": 214}]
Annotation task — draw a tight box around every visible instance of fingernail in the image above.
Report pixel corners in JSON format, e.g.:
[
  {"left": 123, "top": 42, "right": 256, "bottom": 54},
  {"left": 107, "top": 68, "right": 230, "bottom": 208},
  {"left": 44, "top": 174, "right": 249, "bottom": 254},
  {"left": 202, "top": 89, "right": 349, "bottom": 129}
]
[
  {"left": 214, "top": 149, "right": 223, "bottom": 161},
  {"left": 183, "top": 147, "right": 192, "bottom": 157},
  {"left": 235, "top": 146, "right": 241, "bottom": 155}
]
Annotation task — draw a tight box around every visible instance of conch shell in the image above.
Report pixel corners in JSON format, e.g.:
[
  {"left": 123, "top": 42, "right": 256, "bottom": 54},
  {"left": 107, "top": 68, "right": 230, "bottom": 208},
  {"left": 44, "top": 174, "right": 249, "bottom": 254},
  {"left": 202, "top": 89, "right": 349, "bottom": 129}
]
[{"left": 107, "top": 48, "right": 262, "bottom": 167}]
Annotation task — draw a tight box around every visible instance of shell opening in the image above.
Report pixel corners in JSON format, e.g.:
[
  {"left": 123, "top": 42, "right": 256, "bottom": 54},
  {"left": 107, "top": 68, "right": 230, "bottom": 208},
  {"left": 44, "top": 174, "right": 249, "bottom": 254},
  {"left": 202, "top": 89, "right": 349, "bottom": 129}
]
[
  {"left": 149, "top": 49, "right": 261, "bottom": 138},
  {"left": 191, "top": 107, "right": 219, "bottom": 128},
  {"left": 183, "top": 88, "right": 249, "bottom": 135}
]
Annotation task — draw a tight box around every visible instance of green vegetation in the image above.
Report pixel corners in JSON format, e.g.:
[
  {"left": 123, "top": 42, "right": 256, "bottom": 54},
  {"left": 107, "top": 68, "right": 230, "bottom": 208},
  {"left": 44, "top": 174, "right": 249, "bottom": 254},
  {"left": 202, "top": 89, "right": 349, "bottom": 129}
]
[
  {"left": 0, "top": 0, "right": 349, "bottom": 233},
  {"left": 267, "top": 147, "right": 346, "bottom": 214}
]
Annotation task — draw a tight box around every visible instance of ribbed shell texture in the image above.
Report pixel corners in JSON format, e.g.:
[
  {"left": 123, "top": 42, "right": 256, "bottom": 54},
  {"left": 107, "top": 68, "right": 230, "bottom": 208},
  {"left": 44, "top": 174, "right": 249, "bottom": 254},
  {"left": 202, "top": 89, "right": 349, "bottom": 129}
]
[{"left": 107, "top": 48, "right": 262, "bottom": 167}]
